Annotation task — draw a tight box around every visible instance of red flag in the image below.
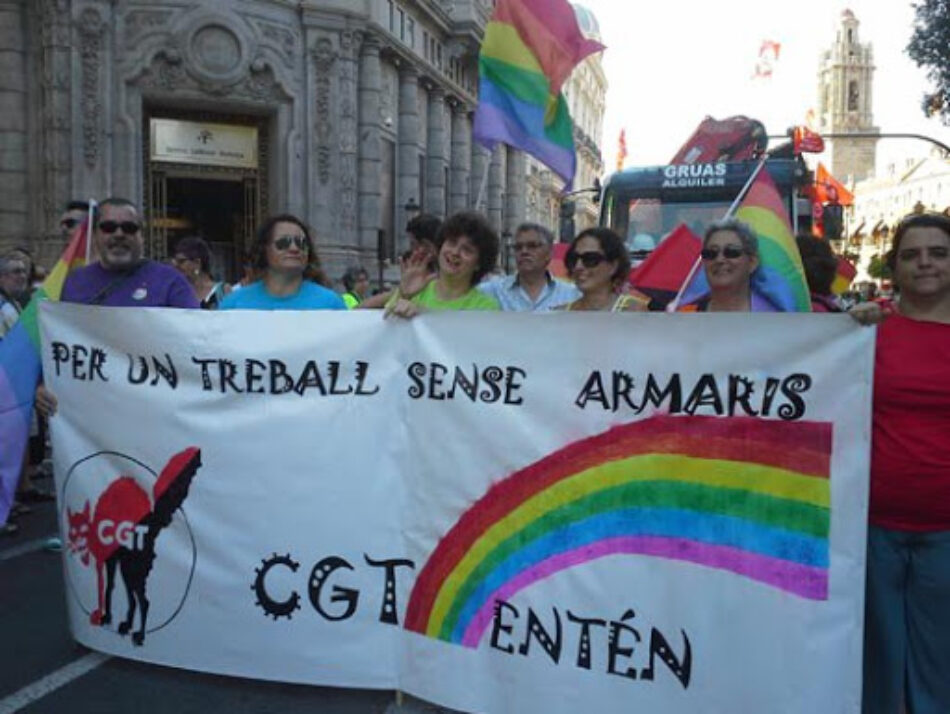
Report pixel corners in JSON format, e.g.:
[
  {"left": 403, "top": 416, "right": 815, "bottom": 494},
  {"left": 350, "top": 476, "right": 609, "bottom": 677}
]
[
  {"left": 815, "top": 163, "right": 854, "bottom": 206},
  {"left": 549, "top": 242, "right": 570, "bottom": 279},
  {"left": 793, "top": 125, "right": 825, "bottom": 154},
  {"left": 752, "top": 40, "right": 781, "bottom": 79},
  {"left": 629, "top": 224, "right": 702, "bottom": 306},
  {"left": 616, "top": 129, "right": 628, "bottom": 171}
]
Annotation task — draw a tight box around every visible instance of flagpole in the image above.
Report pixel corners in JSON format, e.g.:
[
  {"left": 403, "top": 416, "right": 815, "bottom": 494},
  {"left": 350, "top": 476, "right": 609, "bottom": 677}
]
[
  {"left": 666, "top": 154, "right": 770, "bottom": 312},
  {"left": 85, "top": 198, "right": 98, "bottom": 263},
  {"left": 473, "top": 158, "right": 491, "bottom": 213}
]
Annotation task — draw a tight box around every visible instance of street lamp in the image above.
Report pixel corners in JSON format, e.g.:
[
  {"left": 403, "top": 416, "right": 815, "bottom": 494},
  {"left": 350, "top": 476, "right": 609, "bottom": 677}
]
[{"left": 404, "top": 197, "right": 421, "bottom": 217}]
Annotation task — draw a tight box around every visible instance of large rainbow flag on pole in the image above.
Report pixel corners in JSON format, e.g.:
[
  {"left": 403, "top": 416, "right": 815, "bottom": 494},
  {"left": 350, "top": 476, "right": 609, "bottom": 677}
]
[
  {"left": 472, "top": 0, "right": 604, "bottom": 187},
  {"left": 677, "top": 166, "right": 811, "bottom": 312},
  {"left": 0, "top": 217, "right": 91, "bottom": 524}
]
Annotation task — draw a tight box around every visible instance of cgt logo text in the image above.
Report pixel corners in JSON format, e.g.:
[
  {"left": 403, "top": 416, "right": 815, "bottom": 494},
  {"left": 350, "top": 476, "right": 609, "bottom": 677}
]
[
  {"left": 61, "top": 448, "right": 202, "bottom": 646},
  {"left": 661, "top": 162, "right": 727, "bottom": 188},
  {"left": 95, "top": 520, "right": 148, "bottom": 550}
]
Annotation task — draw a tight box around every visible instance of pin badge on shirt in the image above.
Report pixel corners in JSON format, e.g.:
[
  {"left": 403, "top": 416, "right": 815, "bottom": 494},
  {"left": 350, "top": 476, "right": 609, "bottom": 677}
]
[{"left": 132, "top": 287, "right": 148, "bottom": 301}]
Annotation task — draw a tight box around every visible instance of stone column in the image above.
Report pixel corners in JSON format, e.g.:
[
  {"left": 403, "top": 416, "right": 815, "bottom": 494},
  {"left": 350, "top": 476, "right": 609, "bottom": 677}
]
[
  {"left": 397, "top": 64, "right": 419, "bottom": 255},
  {"left": 357, "top": 35, "right": 382, "bottom": 255},
  {"left": 337, "top": 30, "right": 361, "bottom": 250},
  {"left": 425, "top": 85, "right": 447, "bottom": 218},
  {"left": 487, "top": 146, "right": 505, "bottom": 233},
  {"left": 470, "top": 137, "right": 491, "bottom": 213},
  {"left": 0, "top": 0, "right": 28, "bottom": 242},
  {"left": 449, "top": 101, "right": 470, "bottom": 213},
  {"left": 505, "top": 147, "right": 526, "bottom": 235}
]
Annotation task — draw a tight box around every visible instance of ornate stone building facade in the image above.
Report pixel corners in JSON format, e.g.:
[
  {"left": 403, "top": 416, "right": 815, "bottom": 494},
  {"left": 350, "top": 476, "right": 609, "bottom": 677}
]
[
  {"left": 524, "top": 3, "right": 605, "bottom": 239},
  {"left": 846, "top": 150, "right": 950, "bottom": 282},
  {"left": 0, "top": 0, "right": 527, "bottom": 283},
  {"left": 816, "top": 9, "right": 879, "bottom": 183}
]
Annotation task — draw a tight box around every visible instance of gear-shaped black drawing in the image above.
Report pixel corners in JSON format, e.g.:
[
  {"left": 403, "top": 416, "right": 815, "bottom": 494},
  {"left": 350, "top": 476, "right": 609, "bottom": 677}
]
[{"left": 252, "top": 553, "right": 301, "bottom": 620}]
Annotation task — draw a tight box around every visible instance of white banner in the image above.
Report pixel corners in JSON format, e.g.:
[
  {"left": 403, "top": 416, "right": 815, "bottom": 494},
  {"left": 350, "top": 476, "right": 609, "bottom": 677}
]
[{"left": 41, "top": 304, "right": 874, "bottom": 714}]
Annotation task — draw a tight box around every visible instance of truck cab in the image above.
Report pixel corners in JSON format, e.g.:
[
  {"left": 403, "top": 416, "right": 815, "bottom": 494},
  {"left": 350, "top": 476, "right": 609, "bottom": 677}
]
[{"left": 599, "top": 157, "right": 810, "bottom": 256}]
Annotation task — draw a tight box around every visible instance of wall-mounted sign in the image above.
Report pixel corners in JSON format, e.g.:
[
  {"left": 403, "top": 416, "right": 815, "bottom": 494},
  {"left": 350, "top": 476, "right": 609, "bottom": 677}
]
[{"left": 150, "top": 118, "right": 258, "bottom": 169}]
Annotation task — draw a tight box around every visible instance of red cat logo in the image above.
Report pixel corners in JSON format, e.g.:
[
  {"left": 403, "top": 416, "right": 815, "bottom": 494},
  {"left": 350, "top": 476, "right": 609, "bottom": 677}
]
[{"left": 61, "top": 447, "right": 202, "bottom": 646}]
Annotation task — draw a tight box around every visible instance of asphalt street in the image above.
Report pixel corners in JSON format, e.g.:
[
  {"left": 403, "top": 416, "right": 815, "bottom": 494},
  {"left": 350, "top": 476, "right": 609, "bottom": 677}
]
[{"left": 0, "top": 485, "right": 419, "bottom": 714}]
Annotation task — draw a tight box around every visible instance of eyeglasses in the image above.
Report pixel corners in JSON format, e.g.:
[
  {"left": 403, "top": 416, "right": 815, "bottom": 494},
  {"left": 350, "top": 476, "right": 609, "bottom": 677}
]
[
  {"left": 170, "top": 254, "right": 191, "bottom": 265},
  {"left": 2, "top": 267, "right": 27, "bottom": 276},
  {"left": 60, "top": 218, "right": 80, "bottom": 230},
  {"left": 98, "top": 220, "right": 141, "bottom": 235},
  {"left": 272, "top": 235, "right": 309, "bottom": 251},
  {"left": 700, "top": 245, "right": 746, "bottom": 261},
  {"left": 565, "top": 251, "right": 608, "bottom": 270},
  {"left": 514, "top": 240, "right": 544, "bottom": 252}
]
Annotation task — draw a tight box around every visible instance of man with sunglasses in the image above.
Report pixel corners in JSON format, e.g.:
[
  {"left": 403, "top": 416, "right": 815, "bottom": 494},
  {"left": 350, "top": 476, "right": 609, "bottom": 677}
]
[
  {"left": 57, "top": 197, "right": 198, "bottom": 308},
  {"left": 478, "top": 222, "right": 579, "bottom": 311},
  {"left": 35, "top": 198, "right": 197, "bottom": 420},
  {"left": 59, "top": 200, "right": 90, "bottom": 240}
]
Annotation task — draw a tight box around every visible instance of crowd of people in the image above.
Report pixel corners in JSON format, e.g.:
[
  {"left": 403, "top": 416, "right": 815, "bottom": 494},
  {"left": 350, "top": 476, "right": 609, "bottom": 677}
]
[{"left": 1, "top": 196, "right": 948, "bottom": 714}]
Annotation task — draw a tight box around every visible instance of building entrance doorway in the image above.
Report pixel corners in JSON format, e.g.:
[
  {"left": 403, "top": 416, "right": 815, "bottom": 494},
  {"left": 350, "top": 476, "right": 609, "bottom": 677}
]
[
  {"left": 160, "top": 177, "right": 246, "bottom": 283},
  {"left": 144, "top": 112, "right": 268, "bottom": 283}
]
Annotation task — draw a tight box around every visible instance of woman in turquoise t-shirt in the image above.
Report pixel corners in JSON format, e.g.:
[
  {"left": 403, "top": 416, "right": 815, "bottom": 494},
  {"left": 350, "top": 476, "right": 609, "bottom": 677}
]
[
  {"left": 386, "top": 211, "right": 500, "bottom": 317},
  {"left": 220, "top": 214, "right": 345, "bottom": 311}
]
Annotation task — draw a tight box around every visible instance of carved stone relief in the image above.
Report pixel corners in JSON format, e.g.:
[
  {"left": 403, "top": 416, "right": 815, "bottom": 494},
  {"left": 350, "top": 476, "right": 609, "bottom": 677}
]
[
  {"left": 125, "top": 9, "right": 175, "bottom": 50},
  {"left": 135, "top": 49, "right": 288, "bottom": 105},
  {"left": 257, "top": 21, "right": 296, "bottom": 68},
  {"left": 191, "top": 24, "right": 242, "bottom": 75},
  {"left": 337, "top": 31, "right": 361, "bottom": 232},
  {"left": 78, "top": 8, "right": 105, "bottom": 169},
  {"left": 312, "top": 36, "right": 337, "bottom": 185}
]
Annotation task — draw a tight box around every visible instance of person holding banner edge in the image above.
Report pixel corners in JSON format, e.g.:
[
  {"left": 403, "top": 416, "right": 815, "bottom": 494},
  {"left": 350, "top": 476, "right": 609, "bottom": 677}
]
[
  {"left": 679, "top": 219, "right": 777, "bottom": 312},
  {"left": 385, "top": 211, "right": 500, "bottom": 317},
  {"left": 219, "top": 214, "right": 344, "bottom": 311},
  {"left": 35, "top": 198, "right": 198, "bottom": 417},
  {"left": 852, "top": 211, "right": 950, "bottom": 714},
  {"left": 559, "top": 227, "right": 647, "bottom": 312}
]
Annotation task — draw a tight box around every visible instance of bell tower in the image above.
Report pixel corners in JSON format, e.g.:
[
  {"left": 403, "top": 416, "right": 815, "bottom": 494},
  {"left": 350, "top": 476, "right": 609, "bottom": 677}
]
[{"left": 816, "top": 9, "right": 879, "bottom": 181}]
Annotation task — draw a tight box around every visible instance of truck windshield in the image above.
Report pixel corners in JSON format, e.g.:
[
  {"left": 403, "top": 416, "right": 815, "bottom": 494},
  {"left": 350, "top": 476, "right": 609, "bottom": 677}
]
[{"left": 620, "top": 198, "right": 733, "bottom": 254}]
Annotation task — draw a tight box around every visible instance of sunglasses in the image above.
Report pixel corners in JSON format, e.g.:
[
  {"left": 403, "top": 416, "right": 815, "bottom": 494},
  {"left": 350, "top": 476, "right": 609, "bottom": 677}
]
[
  {"left": 565, "top": 251, "right": 608, "bottom": 270},
  {"left": 514, "top": 240, "right": 544, "bottom": 252},
  {"left": 60, "top": 218, "right": 80, "bottom": 230},
  {"left": 272, "top": 235, "right": 309, "bottom": 251},
  {"left": 98, "top": 220, "right": 141, "bottom": 235},
  {"left": 701, "top": 245, "right": 746, "bottom": 261}
]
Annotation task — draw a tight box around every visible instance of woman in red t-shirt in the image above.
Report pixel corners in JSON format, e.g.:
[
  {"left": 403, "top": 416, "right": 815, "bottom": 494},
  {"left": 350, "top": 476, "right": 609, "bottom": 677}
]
[{"left": 860, "top": 212, "right": 950, "bottom": 714}]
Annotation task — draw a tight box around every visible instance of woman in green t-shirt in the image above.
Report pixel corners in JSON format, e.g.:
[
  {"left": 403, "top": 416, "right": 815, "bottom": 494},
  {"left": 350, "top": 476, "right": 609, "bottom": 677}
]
[{"left": 386, "top": 211, "right": 500, "bottom": 316}]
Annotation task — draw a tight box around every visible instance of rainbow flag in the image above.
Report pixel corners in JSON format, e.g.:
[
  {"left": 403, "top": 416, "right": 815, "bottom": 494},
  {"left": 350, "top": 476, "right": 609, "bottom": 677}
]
[
  {"left": 405, "top": 415, "right": 832, "bottom": 647},
  {"left": 735, "top": 168, "right": 812, "bottom": 311},
  {"left": 679, "top": 166, "right": 812, "bottom": 311},
  {"left": 0, "top": 220, "right": 90, "bottom": 523},
  {"left": 472, "top": 0, "right": 604, "bottom": 187}
]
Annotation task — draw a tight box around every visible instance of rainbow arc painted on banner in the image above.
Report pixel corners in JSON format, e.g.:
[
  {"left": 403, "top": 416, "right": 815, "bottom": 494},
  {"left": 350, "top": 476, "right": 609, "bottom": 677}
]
[{"left": 405, "top": 415, "right": 832, "bottom": 648}]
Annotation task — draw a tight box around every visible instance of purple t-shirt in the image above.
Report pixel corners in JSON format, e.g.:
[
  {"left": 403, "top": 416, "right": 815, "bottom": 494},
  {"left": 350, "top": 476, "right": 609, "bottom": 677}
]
[{"left": 61, "top": 261, "right": 199, "bottom": 308}]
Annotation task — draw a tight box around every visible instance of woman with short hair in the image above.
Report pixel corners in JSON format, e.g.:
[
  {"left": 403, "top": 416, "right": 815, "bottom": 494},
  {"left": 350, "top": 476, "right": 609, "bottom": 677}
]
[
  {"left": 386, "top": 211, "right": 500, "bottom": 317},
  {"left": 219, "top": 215, "right": 344, "bottom": 311},
  {"left": 682, "top": 218, "right": 775, "bottom": 312}
]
